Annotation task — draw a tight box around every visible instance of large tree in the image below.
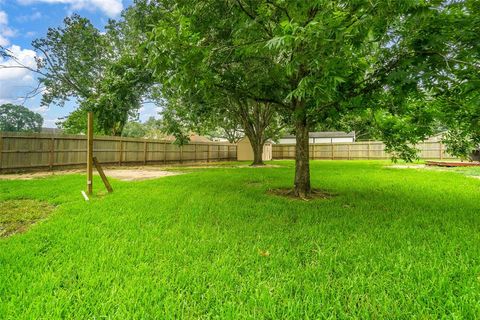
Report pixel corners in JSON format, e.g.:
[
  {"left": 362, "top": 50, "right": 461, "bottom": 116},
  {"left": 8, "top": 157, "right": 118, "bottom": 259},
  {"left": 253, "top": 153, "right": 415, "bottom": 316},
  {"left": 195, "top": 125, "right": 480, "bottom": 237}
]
[
  {"left": 145, "top": 0, "right": 450, "bottom": 197},
  {"left": 0, "top": 104, "right": 43, "bottom": 132},
  {"left": 33, "top": 14, "right": 152, "bottom": 136}
]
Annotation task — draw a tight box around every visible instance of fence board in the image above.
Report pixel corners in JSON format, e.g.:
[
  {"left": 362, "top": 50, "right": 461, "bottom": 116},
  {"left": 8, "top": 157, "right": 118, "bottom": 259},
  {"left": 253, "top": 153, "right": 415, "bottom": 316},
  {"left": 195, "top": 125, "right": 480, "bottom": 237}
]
[
  {"left": 0, "top": 132, "right": 237, "bottom": 172},
  {"left": 273, "top": 141, "right": 457, "bottom": 160}
]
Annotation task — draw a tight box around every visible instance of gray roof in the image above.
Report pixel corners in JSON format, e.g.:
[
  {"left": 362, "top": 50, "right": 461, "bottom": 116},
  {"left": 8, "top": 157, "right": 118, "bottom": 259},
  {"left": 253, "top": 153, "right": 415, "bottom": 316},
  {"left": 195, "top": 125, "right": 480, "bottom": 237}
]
[{"left": 282, "top": 131, "right": 355, "bottom": 139}]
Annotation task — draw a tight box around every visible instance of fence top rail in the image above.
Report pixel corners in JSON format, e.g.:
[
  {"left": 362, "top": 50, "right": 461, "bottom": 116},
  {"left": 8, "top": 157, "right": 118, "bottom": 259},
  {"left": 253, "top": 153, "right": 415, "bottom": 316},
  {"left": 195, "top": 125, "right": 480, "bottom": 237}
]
[
  {"left": 0, "top": 131, "right": 235, "bottom": 146},
  {"left": 273, "top": 142, "right": 384, "bottom": 147},
  {"left": 273, "top": 140, "right": 443, "bottom": 147}
]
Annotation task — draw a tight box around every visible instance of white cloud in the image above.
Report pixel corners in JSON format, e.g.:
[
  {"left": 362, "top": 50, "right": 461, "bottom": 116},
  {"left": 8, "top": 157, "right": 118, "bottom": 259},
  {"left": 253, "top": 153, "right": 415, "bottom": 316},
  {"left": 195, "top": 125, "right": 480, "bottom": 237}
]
[
  {"left": 0, "top": 11, "right": 7, "bottom": 25},
  {"left": 0, "top": 10, "right": 11, "bottom": 46},
  {"left": 139, "top": 103, "right": 162, "bottom": 122},
  {"left": 17, "top": 0, "right": 124, "bottom": 17},
  {"left": 0, "top": 45, "right": 38, "bottom": 103},
  {"left": 0, "top": 34, "right": 8, "bottom": 46},
  {"left": 32, "top": 105, "right": 49, "bottom": 114}
]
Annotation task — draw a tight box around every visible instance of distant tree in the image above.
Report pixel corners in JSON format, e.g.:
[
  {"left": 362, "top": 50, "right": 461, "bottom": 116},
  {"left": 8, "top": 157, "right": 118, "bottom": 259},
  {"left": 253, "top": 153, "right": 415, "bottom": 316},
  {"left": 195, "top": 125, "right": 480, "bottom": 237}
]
[
  {"left": 161, "top": 95, "right": 284, "bottom": 164},
  {"left": 207, "top": 116, "right": 244, "bottom": 144},
  {"left": 0, "top": 104, "right": 43, "bottom": 132},
  {"left": 121, "top": 117, "right": 169, "bottom": 139},
  {"left": 122, "top": 121, "right": 147, "bottom": 138},
  {"left": 142, "top": 117, "right": 168, "bottom": 139}
]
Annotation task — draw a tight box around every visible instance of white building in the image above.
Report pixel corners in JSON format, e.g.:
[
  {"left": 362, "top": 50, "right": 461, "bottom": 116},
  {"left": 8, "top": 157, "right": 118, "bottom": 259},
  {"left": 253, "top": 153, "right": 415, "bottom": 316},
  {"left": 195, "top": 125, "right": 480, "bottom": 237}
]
[{"left": 277, "top": 131, "right": 355, "bottom": 144}]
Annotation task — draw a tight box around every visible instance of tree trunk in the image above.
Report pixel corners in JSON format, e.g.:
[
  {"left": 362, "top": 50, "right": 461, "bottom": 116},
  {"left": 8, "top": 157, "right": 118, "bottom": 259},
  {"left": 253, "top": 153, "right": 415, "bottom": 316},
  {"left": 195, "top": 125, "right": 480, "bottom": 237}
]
[
  {"left": 293, "top": 101, "right": 311, "bottom": 198},
  {"left": 248, "top": 135, "right": 265, "bottom": 166}
]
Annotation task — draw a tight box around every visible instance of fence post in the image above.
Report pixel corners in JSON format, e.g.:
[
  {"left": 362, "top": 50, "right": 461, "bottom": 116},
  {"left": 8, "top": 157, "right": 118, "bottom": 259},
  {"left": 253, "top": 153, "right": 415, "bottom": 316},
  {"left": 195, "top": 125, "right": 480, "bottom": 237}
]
[
  {"left": 164, "top": 142, "right": 167, "bottom": 164},
  {"left": 331, "top": 144, "right": 334, "bottom": 160},
  {"left": 367, "top": 142, "right": 371, "bottom": 160},
  {"left": 439, "top": 142, "right": 443, "bottom": 160},
  {"left": 118, "top": 139, "right": 123, "bottom": 166},
  {"left": 348, "top": 144, "right": 351, "bottom": 160},
  {"left": 180, "top": 145, "right": 183, "bottom": 163},
  {"left": 312, "top": 144, "right": 315, "bottom": 160},
  {"left": 143, "top": 141, "right": 147, "bottom": 165},
  {"left": 49, "top": 136, "right": 55, "bottom": 170},
  {"left": 207, "top": 145, "right": 210, "bottom": 162}
]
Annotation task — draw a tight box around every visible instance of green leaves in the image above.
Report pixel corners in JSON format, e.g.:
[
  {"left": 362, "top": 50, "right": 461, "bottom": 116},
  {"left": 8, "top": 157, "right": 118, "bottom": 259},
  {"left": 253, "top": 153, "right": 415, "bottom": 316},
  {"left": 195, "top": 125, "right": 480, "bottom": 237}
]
[
  {"left": 139, "top": 0, "right": 478, "bottom": 163},
  {"left": 0, "top": 104, "right": 43, "bottom": 133}
]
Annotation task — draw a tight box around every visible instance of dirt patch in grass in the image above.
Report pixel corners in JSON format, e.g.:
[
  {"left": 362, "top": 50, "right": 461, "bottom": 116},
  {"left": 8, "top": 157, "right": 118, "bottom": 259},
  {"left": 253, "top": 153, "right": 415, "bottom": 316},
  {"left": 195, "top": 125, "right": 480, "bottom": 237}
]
[
  {"left": 0, "top": 167, "right": 183, "bottom": 181},
  {"left": 0, "top": 170, "right": 83, "bottom": 180},
  {"left": 103, "top": 169, "right": 182, "bottom": 181},
  {"left": 267, "top": 188, "right": 336, "bottom": 200},
  {"left": 0, "top": 199, "right": 56, "bottom": 238}
]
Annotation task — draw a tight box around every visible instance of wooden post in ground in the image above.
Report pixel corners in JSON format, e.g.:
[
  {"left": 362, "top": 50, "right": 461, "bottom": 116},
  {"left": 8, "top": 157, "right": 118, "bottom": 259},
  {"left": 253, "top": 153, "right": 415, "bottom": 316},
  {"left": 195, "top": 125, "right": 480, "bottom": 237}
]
[{"left": 87, "top": 112, "right": 94, "bottom": 195}]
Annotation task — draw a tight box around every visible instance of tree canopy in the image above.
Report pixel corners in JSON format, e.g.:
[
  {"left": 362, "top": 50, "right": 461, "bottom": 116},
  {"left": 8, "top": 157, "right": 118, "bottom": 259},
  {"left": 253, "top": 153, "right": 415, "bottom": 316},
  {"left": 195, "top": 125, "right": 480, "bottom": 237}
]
[
  {"left": 32, "top": 13, "right": 152, "bottom": 136},
  {"left": 0, "top": 104, "right": 43, "bottom": 133},
  {"left": 143, "top": 0, "right": 472, "bottom": 196}
]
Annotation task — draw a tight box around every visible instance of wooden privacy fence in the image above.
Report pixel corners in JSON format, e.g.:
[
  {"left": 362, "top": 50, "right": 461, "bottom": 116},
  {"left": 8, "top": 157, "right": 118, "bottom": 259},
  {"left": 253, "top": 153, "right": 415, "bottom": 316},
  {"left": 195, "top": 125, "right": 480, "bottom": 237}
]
[
  {"left": 272, "top": 141, "right": 456, "bottom": 160},
  {"left": 0, "top": 132, "right": 237, "bottom": 172}
]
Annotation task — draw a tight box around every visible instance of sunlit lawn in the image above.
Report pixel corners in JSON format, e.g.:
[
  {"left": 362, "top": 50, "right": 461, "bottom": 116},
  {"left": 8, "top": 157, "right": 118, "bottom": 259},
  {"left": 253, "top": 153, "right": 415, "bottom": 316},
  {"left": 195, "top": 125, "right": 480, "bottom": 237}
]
[{"left": 1, "top": 161, "right": 480, "bottom": 318}]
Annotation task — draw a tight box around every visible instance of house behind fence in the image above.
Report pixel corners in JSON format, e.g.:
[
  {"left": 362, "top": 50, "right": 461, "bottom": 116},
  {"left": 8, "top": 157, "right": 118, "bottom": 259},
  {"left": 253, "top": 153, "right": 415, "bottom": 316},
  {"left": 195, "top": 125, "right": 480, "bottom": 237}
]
[{"left": 0, "top": 132, "right": 237, "bottom": 172}]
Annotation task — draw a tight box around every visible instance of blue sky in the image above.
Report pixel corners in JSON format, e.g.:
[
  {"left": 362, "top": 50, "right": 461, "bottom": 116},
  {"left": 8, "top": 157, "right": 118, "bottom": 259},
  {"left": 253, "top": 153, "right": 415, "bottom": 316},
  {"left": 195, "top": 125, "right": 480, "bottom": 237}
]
[{"left": 0, "top": 0, "right": 158, "bottom": 128}]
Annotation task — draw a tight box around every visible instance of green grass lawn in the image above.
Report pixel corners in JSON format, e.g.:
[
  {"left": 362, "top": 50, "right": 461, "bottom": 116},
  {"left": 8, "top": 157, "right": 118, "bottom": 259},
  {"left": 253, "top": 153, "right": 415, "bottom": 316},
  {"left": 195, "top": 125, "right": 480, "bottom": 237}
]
[{"left": 1, "top": 161, "right": 480, "bottom": 319}]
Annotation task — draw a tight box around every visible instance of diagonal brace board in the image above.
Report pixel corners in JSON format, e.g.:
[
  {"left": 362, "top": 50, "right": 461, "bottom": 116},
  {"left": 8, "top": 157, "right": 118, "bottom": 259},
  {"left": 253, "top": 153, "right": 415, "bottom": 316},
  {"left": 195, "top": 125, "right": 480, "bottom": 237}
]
[{"left": 93, "top": 157, "right": 113, "bottom": 193}]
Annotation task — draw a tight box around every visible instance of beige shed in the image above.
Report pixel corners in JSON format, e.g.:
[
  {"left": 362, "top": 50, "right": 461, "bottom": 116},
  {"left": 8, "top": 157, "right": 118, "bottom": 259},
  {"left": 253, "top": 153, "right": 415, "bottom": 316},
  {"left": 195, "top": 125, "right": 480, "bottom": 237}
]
[{"left": 237, "top": 137, "right": 272, "bottom": 161}]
